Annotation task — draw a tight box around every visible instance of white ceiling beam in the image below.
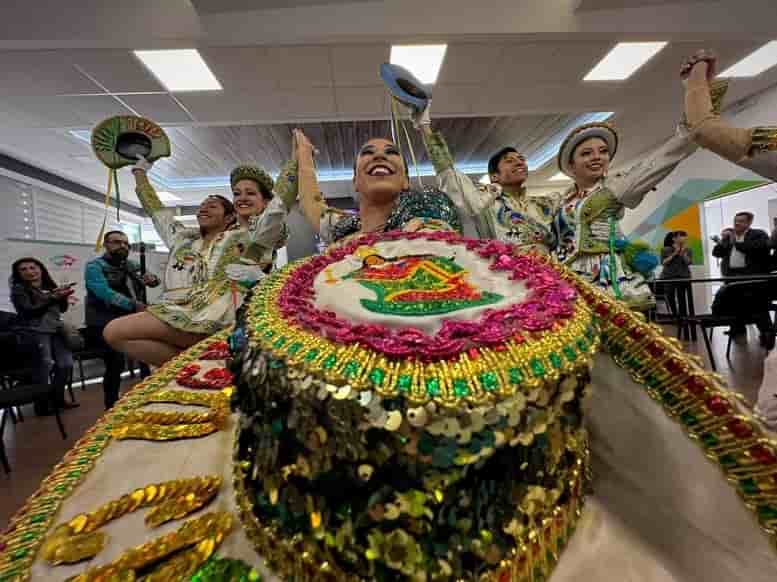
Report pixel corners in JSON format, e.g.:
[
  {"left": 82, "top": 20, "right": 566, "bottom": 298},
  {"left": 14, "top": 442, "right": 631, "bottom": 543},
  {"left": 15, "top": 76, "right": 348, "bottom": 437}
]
[
  {"left": 0, "top": 0, "right": 772, "bottom": 50},
  {"left": 200, "top": 0, "right": 776, "bottom": 47}
]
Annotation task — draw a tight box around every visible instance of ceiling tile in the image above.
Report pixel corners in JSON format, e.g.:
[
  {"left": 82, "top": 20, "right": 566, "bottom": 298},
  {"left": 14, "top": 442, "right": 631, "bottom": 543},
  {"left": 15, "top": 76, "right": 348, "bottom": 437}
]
[
  {"left": 0, "top": 50, "right": 101, "bottom": 97},
  {"left": 198, "top": 47, "right": 279, "bottom": 92},
  {"left": 0, "top": 95, "right": 132, "bottom": 127},
  {"left": 428, "top": 85, "right": 479, "bottom": 116},
  {"left": 176, "top": 90, "right": 276, "bottom": 123},
  {"left": 330, "top": 44, "right": 388, "bottom": 87},
  {"left": 467, "top": 82, "right": 622, "bottom": 115},
  {"left": 437, "top": 43, "right": 505, "bottom": 85},
  {"left": 267, "top": 46, "right": 333, "bottom": 89},
  {"left": 276, "top": 87, "right": 337, "bottom": 117},
  {"left": 119, "top": 94, "right": 192, "bottom": 124},
  {"left": 67, "top": 50, "right": 164, "bottom": 93},
  {"left": 496, "top": 41, "right": 613, "bottom": 84},
  {"left": 334, "top": 86, "right": 388, "bottom": 117},
  {"left": 177, "top": 87, "right": 337, "bottom": 123}
]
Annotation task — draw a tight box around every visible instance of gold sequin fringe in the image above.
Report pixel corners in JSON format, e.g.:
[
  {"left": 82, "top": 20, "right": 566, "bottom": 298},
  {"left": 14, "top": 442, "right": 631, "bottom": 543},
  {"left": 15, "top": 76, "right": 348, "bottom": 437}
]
[
  {"left": 63, "top": 512, "right": 233, "bottom": 582},
  {"left": 40, "top": 476, "right": 222, "bottom": 566}
]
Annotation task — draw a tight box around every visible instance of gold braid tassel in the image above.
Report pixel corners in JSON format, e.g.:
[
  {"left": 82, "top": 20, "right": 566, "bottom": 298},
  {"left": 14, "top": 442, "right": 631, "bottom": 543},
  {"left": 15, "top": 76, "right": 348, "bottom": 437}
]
[
  {"left": 121, "top": 409, "right": 222, "bottom": 426},
  {"left": 112, "top": 422, "right": 221, "bottom": 440},
  {"left": 40, "top": 476, "right": 222, "bottom": 565},
  {"left": 111, "top": 389, "right": 230, "bottom": 441},
  {"left": 64, "top": 512, "right": 233, "bottom": 582},
  {"left": 147, "top": 388, "right": 232, "bottom": 407}
]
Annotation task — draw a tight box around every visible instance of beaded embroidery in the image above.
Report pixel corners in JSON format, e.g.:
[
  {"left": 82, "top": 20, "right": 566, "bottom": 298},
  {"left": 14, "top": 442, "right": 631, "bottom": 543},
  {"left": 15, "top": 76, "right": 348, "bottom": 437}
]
[
  {"left": 329, "top": 188, "right": 462, "bottom": 242},
  {"left": 343, "top": 251, "right": 503, "bottom": 316}
]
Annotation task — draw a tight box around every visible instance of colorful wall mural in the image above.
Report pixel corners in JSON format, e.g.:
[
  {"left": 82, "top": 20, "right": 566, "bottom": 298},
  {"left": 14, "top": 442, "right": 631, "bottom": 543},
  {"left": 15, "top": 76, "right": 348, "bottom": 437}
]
[{"left": 627, "top": 178, "right": 768, "bottom": 265}]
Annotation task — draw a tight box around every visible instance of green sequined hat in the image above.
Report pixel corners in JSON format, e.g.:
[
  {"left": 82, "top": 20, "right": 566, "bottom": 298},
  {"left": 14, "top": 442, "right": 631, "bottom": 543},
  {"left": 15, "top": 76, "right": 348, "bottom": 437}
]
[
  {"left": 91, "top": 115, "right": 171, "bottom": 170},
  {"left": 230, "top": 165, "right": 274, "bottom": 198}
]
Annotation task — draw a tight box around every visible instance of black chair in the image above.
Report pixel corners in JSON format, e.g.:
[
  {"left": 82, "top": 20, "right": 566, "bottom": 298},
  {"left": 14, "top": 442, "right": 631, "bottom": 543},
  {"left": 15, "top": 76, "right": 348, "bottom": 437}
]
[
  {"left": 61, "top": 368, "right": 78, "bottom": 404},
  {"left": 680, "top": 280, "right": 773, "bottom": 371},
  {"left": 0, "top": 383, "right": 67, "bottom": 473},
  {"left": 0, "top": 327, "right": 68, "bottom": 474},
  {"left": 647, "top": 280, "right": 676, "bottom": 324},
  {"left": 71, "top": 328, "right": 110, "bottom": 391}
]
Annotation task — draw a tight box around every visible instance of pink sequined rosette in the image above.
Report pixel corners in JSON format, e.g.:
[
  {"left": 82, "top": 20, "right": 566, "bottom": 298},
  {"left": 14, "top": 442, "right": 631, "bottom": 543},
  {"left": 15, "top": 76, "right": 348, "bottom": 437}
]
[{"left": 277, "top": 232, "right": 577, "bottom": 361}]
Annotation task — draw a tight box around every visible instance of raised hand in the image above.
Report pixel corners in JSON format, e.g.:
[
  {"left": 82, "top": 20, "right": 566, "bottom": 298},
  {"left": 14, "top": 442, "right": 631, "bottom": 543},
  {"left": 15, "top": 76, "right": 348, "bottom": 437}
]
[
  {"left": 680, "top": 49, "right": 717, "bottom": 83},
  {"left": 293, "top": 129, "right": 318, "bottom": 160},
  {"left": 142, "top": 273, "right": 159, "bottom": 287},
  {"left": 132, "top": 154, "right": 154, "bottom": 174},
  {"left": 226, "top": 263, "right": 266, "bottom": 287},
  {"left": 52, "top": 286, "right": 74, "bottom": 299}
]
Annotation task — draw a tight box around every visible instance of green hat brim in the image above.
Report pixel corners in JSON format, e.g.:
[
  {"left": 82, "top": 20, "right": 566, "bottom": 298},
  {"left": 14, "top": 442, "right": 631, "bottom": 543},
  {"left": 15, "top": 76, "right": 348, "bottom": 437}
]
[{"left": 91, "top": 115, "right": 171, "bottom": 170}]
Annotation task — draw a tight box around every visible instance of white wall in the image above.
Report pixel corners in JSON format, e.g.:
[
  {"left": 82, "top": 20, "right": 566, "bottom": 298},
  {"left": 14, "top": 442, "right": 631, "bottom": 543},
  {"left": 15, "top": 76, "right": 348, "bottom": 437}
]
[{"left": 0, "top": 171, "right": 144, "bottom": 245}]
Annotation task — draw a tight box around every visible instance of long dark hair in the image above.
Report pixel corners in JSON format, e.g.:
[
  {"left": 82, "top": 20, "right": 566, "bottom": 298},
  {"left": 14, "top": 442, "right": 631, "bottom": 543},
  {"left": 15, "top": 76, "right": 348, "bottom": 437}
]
[
  {"left": 662, "top": 232, "right": 676, "bottom": 248},
  {"left": 199, "top": 195, "right": 237, "bottom": 236},
  {"left": 11, "top": 257, "right": 57, "bottom": 291}
]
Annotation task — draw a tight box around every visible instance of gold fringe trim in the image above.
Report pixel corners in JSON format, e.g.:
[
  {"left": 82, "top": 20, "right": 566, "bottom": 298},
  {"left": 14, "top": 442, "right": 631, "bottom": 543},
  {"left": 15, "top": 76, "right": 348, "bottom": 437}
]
[
  {"left": 40, "top": 476, "right": 222, "bottom": 565},
  {"left": 64, "top": 512, "right": 233, "bottom": 582},
  {"left": 548, "top": 255, "right": 777, "bottom": 547}
]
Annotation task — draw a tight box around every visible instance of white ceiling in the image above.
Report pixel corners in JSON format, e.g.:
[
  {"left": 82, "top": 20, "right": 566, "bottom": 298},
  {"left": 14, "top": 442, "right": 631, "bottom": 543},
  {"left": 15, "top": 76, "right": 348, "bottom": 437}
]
[{"left": 0, "top": 0, "right": 775, "bottom": 209}]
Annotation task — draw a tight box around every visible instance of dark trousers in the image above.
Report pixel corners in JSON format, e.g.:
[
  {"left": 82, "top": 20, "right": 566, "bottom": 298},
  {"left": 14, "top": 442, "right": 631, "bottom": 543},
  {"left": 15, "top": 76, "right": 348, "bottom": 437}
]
[
  {"left": 32, "top": 332, "right": 73, "bottom": 414},
  {"left": 84, "top": 326, "right": 126, "bottom": 409},
  {"left": 714, "top": 270, "right": 774, "bottom": 339}
]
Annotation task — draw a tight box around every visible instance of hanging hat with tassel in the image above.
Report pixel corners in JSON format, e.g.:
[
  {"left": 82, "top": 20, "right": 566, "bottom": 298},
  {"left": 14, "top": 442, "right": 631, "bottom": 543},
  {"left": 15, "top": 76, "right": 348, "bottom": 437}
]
[
  {"left": 91, "top": 115, "right": 171, "bottom": 170},
  {"left": 90, "top": 116, "right": 171, "bottom": 250},
  {"left": 379, "top": 63, "right": 431, "bottom": 113}
]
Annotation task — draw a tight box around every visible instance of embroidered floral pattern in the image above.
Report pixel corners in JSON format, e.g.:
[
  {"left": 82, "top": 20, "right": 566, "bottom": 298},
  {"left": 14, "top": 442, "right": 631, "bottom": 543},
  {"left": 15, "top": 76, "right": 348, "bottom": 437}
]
[{"left": 279, "top": 231, "right": 578, "bottom": 361}]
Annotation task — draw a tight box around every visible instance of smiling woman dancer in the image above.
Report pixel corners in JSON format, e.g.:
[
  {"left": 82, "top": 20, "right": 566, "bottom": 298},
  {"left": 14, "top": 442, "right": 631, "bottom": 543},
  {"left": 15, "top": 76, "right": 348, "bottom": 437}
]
[
  {"left": 552, "top": 118, "right": 701, "bottom": 309},
  {"left": 293, "top": 129, "right": 460, "bottom": 245}
]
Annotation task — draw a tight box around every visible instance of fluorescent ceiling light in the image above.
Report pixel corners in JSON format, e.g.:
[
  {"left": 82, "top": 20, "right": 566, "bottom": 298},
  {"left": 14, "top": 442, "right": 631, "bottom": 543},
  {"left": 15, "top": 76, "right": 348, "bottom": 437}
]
[
  {"left": 133, "top": 49, "right": 222, "bottom": 92},
  {"left": 549, "top": 172, "right": 571, "bottom": 182},
  {"left": 479, "top": 174, "right": 491, "bottom": 185},
  {"left": 719, "top": 41, "right": 777, "bottom": 78},
  {"left": 390, "top": 44, "right": 448, "bottom": 84},
  {"left": 156, "top": 191, "right": 181, "bottom": 203},
  {"left": 584, "top": 42, "right": 668, "bottom": 81}
]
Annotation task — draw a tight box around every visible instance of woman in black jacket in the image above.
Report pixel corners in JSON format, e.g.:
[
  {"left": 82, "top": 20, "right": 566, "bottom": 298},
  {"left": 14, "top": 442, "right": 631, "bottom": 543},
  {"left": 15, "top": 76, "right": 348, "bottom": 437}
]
[
  {"left": 658, "top": 230, "right": 693, "bottom": 318},
  {"left": 10, "top": 257, "right": 79, "bottom": 414}
]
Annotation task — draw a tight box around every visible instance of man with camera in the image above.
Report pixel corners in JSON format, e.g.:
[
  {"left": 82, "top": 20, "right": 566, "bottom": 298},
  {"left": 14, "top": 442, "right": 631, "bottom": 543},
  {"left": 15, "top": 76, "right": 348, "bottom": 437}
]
[{"left": 712, "top": 212, "right": 771, "bottom": 277}]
